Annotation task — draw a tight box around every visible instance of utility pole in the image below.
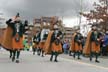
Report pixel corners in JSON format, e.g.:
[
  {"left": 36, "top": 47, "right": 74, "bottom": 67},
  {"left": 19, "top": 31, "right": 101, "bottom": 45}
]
[{"left": 79, "top": 0, "right": 82, "bottom": 30}]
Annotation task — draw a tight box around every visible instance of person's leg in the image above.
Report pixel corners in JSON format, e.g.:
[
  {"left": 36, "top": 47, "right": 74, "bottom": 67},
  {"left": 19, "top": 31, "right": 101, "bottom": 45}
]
[
  {"left": 69, "top": 51, "right": 72, "bottom": 56},
  {"left": 12, "top": 50, "right": 16, "bottom": 62},
  {"left": 104, "top": 46, "right": 108, "bottom": 56},
  {"left": 90, "top": 52, "right": 93, "bottom": 61},
  {"left": 63, "top": 48, "right": 67, "bottom": 54},
  {"left": 16, "top": 51, "right": 20, "bottom": 63},
  {"left": 54, "top": 52, "right": 59, "bottom": 62},
  {"left": 95, "top": 52, "right": 100, "bottom": 63},
  {"left": 33, "top": 48, "right": 36, "bottom": 55},
  {"left": 50, "top": 51, "right": 54, "bottom": 61},
  {"left": 73, "top": 51, "right": 76, "bottom": 58},
  {"left": 37, "top": 48, "right": 41, "bottom": 56},
  {"left": 9, "top": 50, "right": 13, "bottom": 58},
  {"left": 41, "top": 50, "right": 44, "bottom": 57},
  {"left": 103, "top": 48, "right": 106, "bottom": 56},
  {"left": 66, "top": 48, "right": 68, "bottom": 54},
  {"left": 77, "top": 51, "right": 81, "bottom": 59}
]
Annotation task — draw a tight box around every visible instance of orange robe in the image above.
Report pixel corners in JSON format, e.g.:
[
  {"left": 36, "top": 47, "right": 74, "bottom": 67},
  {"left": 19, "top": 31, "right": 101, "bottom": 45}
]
[
  {"left": 74, "top": 42, "right": 82, "bottom": 52},
  {"left": 33, "top": 43, "right": 39, "bottom": 48},
  {"left": 51, "top": 42, "right": 62, "bottom": 52},
  {"left": 1, "top": 25, "right": 24, "bottom": 50},
  {"left": 70, "top": 33, "right": 76, "bottom": 52},
  {"left": 44, "top": 31, "right": 62, "bottom": 54},
  {"left": 83, "top": 31, "right": 100, "bottom": 55},
  {"left": 39, "top": 41, "right": 45, "bottom": 50},
  {"left": 12, "top": 36, "right": 23, "bottom": 50},
  {"left": 1, "top": 26, "right": 13, "bottom": 50}
]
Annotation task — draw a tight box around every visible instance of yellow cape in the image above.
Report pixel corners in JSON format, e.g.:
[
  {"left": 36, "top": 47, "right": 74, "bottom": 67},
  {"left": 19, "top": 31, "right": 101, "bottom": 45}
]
[
  {"left": 69, "top": 32, "right": 77, "bottom": 52},
  {"left": 1, "top": 26, "right": 13, "bottom": 50},
  {"left": 44, "top": 31, "right": 54, "bottom": 54},
  {"left": 83, "top": 31, "right": 92, "bottom": 55}
]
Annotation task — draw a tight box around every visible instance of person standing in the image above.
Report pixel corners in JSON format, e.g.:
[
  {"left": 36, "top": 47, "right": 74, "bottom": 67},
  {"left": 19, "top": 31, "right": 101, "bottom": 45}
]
[
  {"left": 2, "top": 13, "right": 28, "bottom": 63},
  {"left": 83, "top": 25, "right": 101, "bottom": 63},
  {"left": 102, "top": 31, "right": 108, "bottom": 56},
  {"left": 39, "top": 23, "right": 50, "bottom": 57},
  {"left": 63, "top": 40, "right": 69, "bottom": 54},
  {"left": 44, "top": 24, "right": 63, "bottom": 62},
  {"left": 32, "top": 30, "right": 40, "bottom": 55},
  {"left": 72, "top": 29, "right": 83, "bottom": 59}
]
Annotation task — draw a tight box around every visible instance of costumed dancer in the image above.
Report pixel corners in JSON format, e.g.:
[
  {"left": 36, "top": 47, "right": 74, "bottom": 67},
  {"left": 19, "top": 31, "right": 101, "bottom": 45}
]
[
  {"left": 70, "top": 29, "right": 83, "bottom": 59},
  {"left": 44, "top": 24, "right": 63, "bottom": 62},
  {"left": 39, "top": 25, "right": 50, "bottom": 57},
  {"left": 83, "top": 25, "right": 101, "bottom": 63},
  {"left": 32, "top": 30, "right": 40, "bottom": 55},
  {"left": 2, "top": 13, "right": 28, "bottom": 63}
]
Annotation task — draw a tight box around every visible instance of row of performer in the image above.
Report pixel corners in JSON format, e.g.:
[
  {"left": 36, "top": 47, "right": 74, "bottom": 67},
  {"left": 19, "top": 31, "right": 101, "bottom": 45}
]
[{"left": 0, "top": 13, "right": 108, "bottom": 63}]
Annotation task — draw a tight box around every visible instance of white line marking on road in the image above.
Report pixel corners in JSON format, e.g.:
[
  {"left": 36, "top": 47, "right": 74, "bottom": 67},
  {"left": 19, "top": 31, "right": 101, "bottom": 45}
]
[{"left": 60, "top": 57, "right": 108, "bottom": 70}]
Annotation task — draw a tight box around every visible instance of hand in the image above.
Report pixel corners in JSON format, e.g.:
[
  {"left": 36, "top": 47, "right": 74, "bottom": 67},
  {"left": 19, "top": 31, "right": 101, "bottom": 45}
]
[
  {"left": 102, "top": 40, "right": 104, "bottom": 42},
  {"left": 97, "top": 39, "right": 100, "bottom": 41},
  {"left": 78, "top": 40, "right": 81, "bottom": 43},
  {"left": 57, "top": 37, "right": 60, "bottom": 39},
  {"left": 103, "top": 44, "right": 106, "bottom": 47}
]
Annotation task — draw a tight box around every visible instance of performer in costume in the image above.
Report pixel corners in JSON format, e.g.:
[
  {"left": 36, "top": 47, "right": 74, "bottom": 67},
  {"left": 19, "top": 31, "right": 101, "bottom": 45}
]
[
  {"left": 32, "top": 30, "right": 40, "bottom": 55},
  {"left": 32, "top": 18, "right": 41, "bottom": 55},
  {"left": 39, "top": 23, "right": 50, "bottom": 57},
  {"left": 2, "top": 13, "right": 28, "bottom": 63},
  {"left": 44, "top": 24, "right": 63, "bottom": 62},
  {"left": 83, "top": 25, "right": 101, "bottom": 63},
  {"left": 71, "top": 29, "right": 83, "bottom": 59}
]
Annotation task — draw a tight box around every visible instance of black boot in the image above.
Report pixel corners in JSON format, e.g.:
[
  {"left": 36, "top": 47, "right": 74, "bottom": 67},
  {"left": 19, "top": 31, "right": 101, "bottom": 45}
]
[
  {"left": 37, "top": 48, "right": 41, "bottom": 56},
  {"left": 41, "top": 50, "right": 44, "bottom": 57},
  {"left": 95, "top": 60, "right": 100, "bottom": 63},
  {"left": 90, "top": 52, "right": 93, "bottom": 61},
  {"left": 12, "top": 57, "right": 15, "bottom": 62},
  {"left": 77, "top": 52, "right": 81, "bottom": 60},
  {"left": 50, "top": 52, "right": 54, "bottom": 61},
  {"left": 69, "top": 51, "right": 72, "bottom": 56},
  {"left": 90, "top": 58, "right": 92, "bottom": 61},
  {"left": 12, "top": 51, "right": 16, "bottom": 62},
  {"left": 50, "top": 55, "right": 53, "bottom": 61},
  {"left": 54, "top": 59, "right": 58, "bottom": 62},
  {"left": 95, "top": 53, "right": 100, "bottom": 63},
  {"left": 73, "top": 52, "right": 76, "bottom": 59},
  {"left": 33, "top": 52, "right": 35, "bottom": 55},
  {"left": 33, "top": 48, "right": 36, "bottom": 55},
  {"left": 16, "top": 59, "right": 19, "bottom": 63},
  {"left": 16, "top": 51, "right": 20, "bottom": 63},
  {"left": 9, "top": 50, "right": 12, "bottom": 58}
]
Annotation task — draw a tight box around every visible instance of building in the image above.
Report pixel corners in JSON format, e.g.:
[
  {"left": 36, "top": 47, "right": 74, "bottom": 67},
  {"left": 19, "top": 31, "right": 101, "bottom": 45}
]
[
  {"left": 33, "top": 18, "right": 41, "bottom": 35},
  {"left": 24, "top": 25, "right": 34, "bottom": 42},
  {"left": 64, "top": 27, "right": 73, "bottom": 41},
  {"left": 41, "top": 17, "right": 53, "bottom": 30}
]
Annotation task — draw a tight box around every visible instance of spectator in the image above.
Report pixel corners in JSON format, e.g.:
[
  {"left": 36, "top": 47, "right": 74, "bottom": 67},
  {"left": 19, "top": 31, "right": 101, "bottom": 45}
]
[
  {"left": 63, "top": 40, "right": 69, "bottom": 54},
  {"left": 102, "top": 31, "right": 108, "bottom": 56}
]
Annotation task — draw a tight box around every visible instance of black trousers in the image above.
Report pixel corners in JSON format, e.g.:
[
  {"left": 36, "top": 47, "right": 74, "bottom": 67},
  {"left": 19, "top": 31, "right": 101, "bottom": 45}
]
[
  {"left": 73, "top": 51, "right": 81, "bottom": 59},
  {"left": 90, "top": 52, "right": 99, "bottom": 61},
  {"left": 50, "top": 51, "right": 59, "bottom": 61},
  {"left": 12, "top": 50, "right": 20, "bottom": 59}
]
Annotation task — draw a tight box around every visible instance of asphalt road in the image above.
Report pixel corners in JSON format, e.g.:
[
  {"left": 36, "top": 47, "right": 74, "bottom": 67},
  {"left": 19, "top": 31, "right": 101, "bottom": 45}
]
[{"left": 0, "top": 49, "right": 108, "bottom": 72}]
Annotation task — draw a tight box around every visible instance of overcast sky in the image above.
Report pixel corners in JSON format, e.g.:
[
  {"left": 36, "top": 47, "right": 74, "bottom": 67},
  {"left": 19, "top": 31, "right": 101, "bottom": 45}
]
[{"left": 0, "top": 0, "right": 98, "bottom": 27}]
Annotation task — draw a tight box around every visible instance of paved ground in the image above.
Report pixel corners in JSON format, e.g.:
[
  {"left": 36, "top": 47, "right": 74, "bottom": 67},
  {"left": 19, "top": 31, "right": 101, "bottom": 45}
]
[{"left": 0, "top": 48, "right": 108, "bottom": 72}]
